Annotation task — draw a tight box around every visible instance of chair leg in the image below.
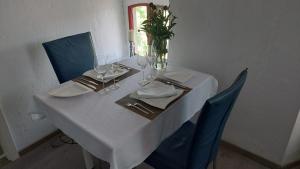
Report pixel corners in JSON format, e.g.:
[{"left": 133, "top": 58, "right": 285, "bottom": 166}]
[{"left": 212, "top": 159, "right": 217, "bottom": 169}]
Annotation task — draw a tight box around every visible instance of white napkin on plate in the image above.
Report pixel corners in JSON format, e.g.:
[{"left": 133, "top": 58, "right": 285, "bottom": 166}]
[
  {"left": 162, "top": 71, "right": 193, "bottom": 83},
  {"left": 130, "top": 81, "right": 184, "bottom": 109},
  {"left": 136, "top": 81, "right": 177, "bottom": 99},
  {"left": 83, "top": 67, "right": 129, "bottom": 83}
]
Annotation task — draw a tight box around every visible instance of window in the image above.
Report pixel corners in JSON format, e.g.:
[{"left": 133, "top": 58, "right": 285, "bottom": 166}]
[{"left": 128, "top": 4, "right": 149, "bottom": 56}]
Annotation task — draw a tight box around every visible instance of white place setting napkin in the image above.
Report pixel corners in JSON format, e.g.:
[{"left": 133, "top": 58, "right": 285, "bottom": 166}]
[
  {"left": 83, "top": 67, "right": 129, "bottom": 83},
  {"left": 130, "top": 81, "right": 184, "bottom": 109}
]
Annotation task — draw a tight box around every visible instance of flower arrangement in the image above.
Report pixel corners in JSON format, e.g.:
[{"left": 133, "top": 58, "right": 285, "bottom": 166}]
[{"left": 140, "top": 3, "right": 177, "bottom": 70}]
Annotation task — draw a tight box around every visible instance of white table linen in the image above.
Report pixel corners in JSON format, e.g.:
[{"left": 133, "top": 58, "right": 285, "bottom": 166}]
[
  {"left": 35, "top": 59, "right": 218, "bottom": 169},
  {"left": 162, "top": 70, "right": 193, "bottom": 83}
]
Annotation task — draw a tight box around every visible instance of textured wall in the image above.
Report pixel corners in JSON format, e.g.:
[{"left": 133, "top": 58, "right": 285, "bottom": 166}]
[
  {"left": 0, "top": 0, "right": 127, "bottom": 151},
  {"left": 0, "top": 108, "right": 19, "bottom": 160},
  {"left": 169, "top": 0, "right": 300, "bottom": 165}
]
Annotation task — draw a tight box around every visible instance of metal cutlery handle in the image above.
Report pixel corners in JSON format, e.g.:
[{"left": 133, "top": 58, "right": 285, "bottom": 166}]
[
  {"left": 79, "top": 77, "right": 99, "bottom": 86},
  {"left": 134, "top": 103, "right": 154, "bottom": 114},
  {"left": 132, "top": 105, "right": 149, "bottom": 115},
  {"left": 157, "top": 78, "right": 190, "bottom": 90},
  {"left": 127, "top": 103, "right": 149, "bottom": 115},
  {"left": 74, "top": 80, "right": 97, "bottom": 90}
]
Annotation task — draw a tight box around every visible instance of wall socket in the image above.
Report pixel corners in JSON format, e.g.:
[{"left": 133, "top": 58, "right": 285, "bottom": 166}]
[{"left": 30, "top": 113, "right": 46, "bottom": 121}]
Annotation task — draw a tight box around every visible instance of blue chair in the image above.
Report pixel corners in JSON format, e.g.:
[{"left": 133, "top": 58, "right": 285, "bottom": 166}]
[
  {"left": 43, "top": 32, "right": 96, "bottom": 83},
  {"left": 145, "top": 69, "right": 248, "bottom": 169}
]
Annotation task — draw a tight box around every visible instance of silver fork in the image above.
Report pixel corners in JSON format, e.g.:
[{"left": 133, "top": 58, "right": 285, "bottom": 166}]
[
  {"left": 164, "top": 81, "right": 190, "bottom": 90},
  {"left": 80, "top": 77, "right": 99, "bottom": 86},
  {"left": 75, "top": 79, "right": 97, "bottom": 90},
  {"left": 133, "top": 103, "right": 154, "bottom": 114},
  {"left": 126, "top": 103, "right": 149, "bottom": 115}
]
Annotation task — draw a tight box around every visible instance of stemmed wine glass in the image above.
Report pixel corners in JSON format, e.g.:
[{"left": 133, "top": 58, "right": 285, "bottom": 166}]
[
  {"left": 136, "top": 55, "right": 148, "bottom": 86},
  {"left": 94, "top": 55, "right": 109, "bottom": 94},
  {"left": 110, "top": 62, "right": 121, "bottom": 90}
]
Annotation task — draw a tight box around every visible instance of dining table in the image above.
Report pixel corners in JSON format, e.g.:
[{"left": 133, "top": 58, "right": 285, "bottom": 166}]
[{"left": 34, "top": 58, "right": 218, "bottom": 169}]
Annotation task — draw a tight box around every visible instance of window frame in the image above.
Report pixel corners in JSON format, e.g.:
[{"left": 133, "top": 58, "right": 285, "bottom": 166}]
[
  {"left": 128, "top": 4, "right": 149, "bottom": 55},
  {"left": 128, "top": 3, "right": 149, "bottom": 31}
]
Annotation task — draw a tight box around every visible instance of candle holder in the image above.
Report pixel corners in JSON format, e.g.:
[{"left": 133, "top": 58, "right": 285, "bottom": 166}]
[
  {"left": 128, "top": 30, "right": 135, "bottom": 57},
  {"left": 129, "top": 41, "right": 135, "bottom": 57}
]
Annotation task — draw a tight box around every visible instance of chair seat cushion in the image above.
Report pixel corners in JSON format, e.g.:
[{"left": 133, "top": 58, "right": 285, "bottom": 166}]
[{"left": 145, "top": 121, "right": 196, "bottom": 169}]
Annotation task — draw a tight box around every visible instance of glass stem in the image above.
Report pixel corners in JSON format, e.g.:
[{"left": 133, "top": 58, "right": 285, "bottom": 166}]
[
  {"left": 142, "top": 70, "right": 145, "bottom": 81},
  {"left": 102, "top": 79, "right": 105, "bottom": 91}
]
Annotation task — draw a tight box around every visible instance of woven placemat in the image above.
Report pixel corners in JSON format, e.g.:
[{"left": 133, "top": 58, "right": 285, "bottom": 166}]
[
  {"left": 116, "top": 80, "right": 192, "bottom": 120},
  {"left": 73, "top": 65, "right": 139, "bottom": 92}
]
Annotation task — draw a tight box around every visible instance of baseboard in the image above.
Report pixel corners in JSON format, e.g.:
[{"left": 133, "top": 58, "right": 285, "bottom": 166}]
[
  {"left": 283, "top": 160, "right": 300, "bottom": 169},
  {"left": 19, "top": 130, "right": 61, "bottom": 156},
  {"left": 221, "top": 141, "right": 300, "bottom": 169}
]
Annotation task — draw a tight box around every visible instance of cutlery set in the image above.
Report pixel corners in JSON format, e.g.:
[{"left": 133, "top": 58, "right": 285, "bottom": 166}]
[
  {"left": 126, "top": 102, "right": 155, "bottom": 115},
  {"left": 125, "top": 79, "right": 191, "bottom": 116},
  {"left": 116, "top": 77, "right": 192, "bottom": 120},
  {"left": 157, "top": 78, "right": 191, "bottom": 91},
  {"left": 74, "top": 77, "right": 99, "bottom": 91}
]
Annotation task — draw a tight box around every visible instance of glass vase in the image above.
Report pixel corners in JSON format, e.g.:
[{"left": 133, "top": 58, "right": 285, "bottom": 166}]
[{"left": 151, "top": 40, "right": 168, "bottom": 71}]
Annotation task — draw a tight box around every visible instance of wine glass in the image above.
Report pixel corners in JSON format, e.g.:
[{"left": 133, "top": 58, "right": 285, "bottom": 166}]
[
  {"left": 105, "top": 56, "right": 123, "bottom": 90},
  {"left": 146, "top": 54, "right": 156, "bottom": 80},
  {"left": 136, "top": 55, "right": 148, "bottom": 86},
  {"left": 110, "top": 62, "right": 121, "bottom": 90},
  {"left": 94, "top": 55, "right": 109, "bottom": 94}
]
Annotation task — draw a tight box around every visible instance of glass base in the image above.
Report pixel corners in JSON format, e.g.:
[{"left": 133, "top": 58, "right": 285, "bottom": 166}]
[
  {"left": 110, "top": 83, "right": 120, "bottom": 90},
  {"left": 154, "top": 63, "right": 167, "bottom": 71},
  {"left": 138, "top": 80, "right": 150, "bottom": 87}
]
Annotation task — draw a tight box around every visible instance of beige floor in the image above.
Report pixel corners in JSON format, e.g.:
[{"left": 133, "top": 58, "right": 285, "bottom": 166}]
[
  {"left": 0, "top": 157, "right": 10, "bottom": 168},
  {"left": 1, "top": 136, "right": 298, "bottom": 169},
  {"left": 0, "top": 146, "right": 10, "bottom": 168}
]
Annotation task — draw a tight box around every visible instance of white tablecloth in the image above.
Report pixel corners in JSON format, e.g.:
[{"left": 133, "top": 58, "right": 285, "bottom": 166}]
[{"left": 35, "top": 59, "right": 218, "bottom": 169}]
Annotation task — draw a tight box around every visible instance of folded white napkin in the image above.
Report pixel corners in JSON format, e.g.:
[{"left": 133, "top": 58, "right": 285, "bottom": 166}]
[
  {"left": 136, "top": 81, "right": 177, "bottom": 99},
  {"left": 83, "top": 67, "right": 129, "bottom": 83},
  {"left": 162, "top": 71, "right": 193, "bottom": 83},
  {"left": 130, "top": 81, "right": 184, "bottom": 109}
]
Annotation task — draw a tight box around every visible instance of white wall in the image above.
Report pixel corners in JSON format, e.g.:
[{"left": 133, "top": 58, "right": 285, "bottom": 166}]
[
  {"left": 170, "top": 0, "right": 300, "bottom": 165},
  {"left": 0, "top": 107, "right": 19, "bottom": 161},
  {"left": 0, "top": 0, "right": 127, "bottom": 151}
]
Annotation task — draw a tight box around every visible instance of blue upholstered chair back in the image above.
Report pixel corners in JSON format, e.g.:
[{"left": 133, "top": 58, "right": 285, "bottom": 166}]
[
  {"left": 43, "top": 32, "right": 96, "bottom": 83},
  {"left": 188, "top": 69, "right": 248, "bottom": 169}
]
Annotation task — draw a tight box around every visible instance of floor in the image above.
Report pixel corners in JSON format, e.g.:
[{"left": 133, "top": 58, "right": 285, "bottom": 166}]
[
  {"left": 0, "top": 146, "right": 10, "bottom": 168},
  {"left": 1, "top": 136, "right": 299, "bottom": 169},
  {"left": 0, "top": 157, "right": 10, "bottom": 168}
]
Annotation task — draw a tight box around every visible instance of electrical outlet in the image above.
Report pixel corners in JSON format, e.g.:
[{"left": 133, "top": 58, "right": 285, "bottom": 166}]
[{"left": 30, "top": 113, "right": 46, "bottom": 121}]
